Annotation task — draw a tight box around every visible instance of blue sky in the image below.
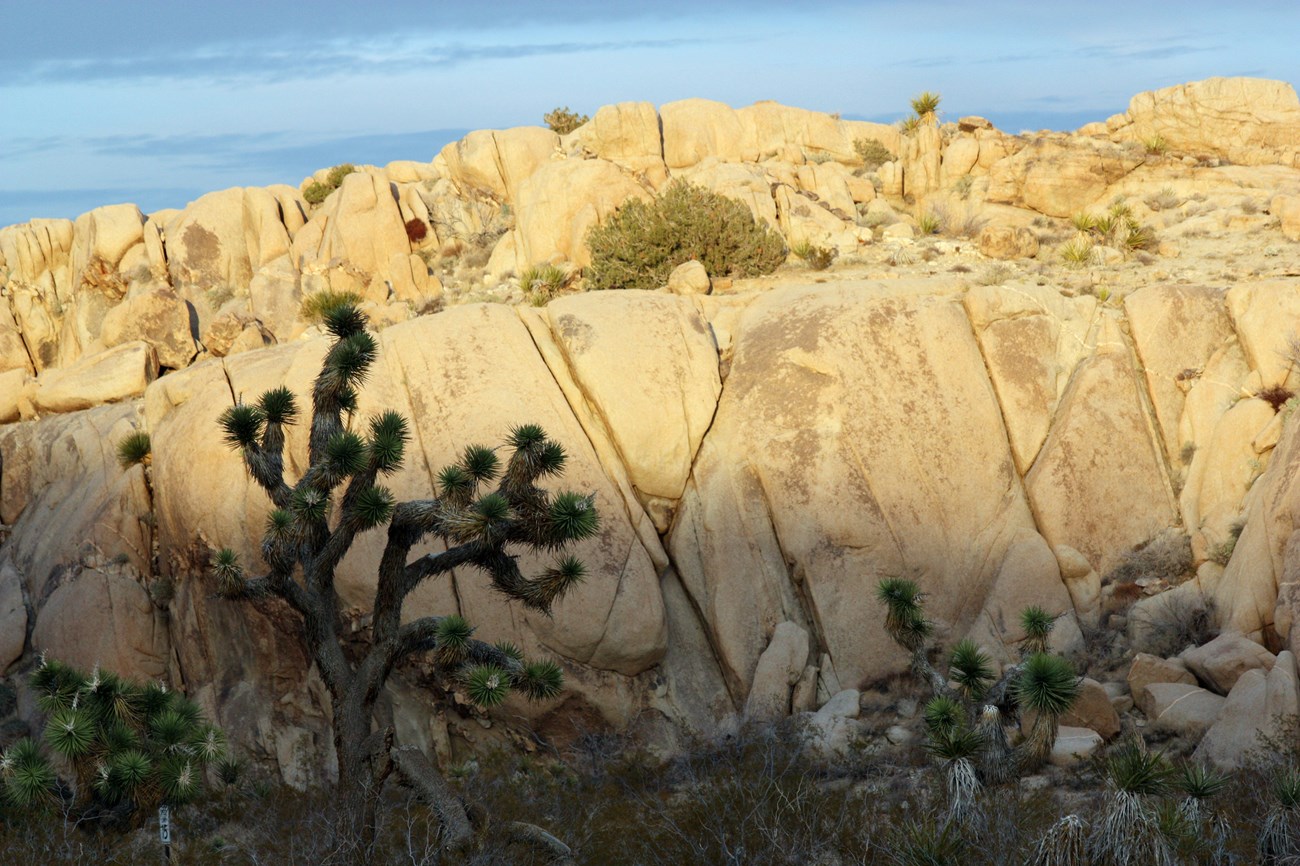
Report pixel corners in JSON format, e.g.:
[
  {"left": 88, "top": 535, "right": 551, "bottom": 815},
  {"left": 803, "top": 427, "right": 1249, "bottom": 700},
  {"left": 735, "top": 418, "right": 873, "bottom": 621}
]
[{"left": 2, "top": 0, "right": 1296, "bottom": 228}]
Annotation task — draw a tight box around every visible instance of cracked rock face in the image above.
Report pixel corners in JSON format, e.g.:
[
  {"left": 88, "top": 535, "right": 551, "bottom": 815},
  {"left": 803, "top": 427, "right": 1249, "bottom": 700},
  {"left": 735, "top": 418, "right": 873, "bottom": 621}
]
[{"left": 2, "top": 279, "right": 1300, "bottom": 787}]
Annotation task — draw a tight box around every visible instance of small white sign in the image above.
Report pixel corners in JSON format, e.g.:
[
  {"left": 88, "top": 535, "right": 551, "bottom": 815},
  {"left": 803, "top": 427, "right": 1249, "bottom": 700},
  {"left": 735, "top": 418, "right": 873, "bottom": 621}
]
[{"left": 158, "top": 805, "right": 171, "bottom": 845}]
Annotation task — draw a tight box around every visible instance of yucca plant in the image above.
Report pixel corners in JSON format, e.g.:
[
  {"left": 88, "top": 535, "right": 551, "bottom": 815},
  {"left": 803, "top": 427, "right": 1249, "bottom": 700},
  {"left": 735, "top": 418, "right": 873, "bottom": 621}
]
[
  {"left": 115, "top": 431, "right": 152, "bottom": 468},
  {"left": 1060, "top": 237, "right": 1094, "bottom": 268},
  {"left": 890, "top": 815, "right": 961, "bottom": 866},
  {"left": 925, "top": 725, "right": 985, "bottom": 824},
  {"left": 917, "top": 211, "right": 943, "bottom": 235},
  {"left": 910, "top": 91, "right": 942, "bottom": 120},
  {"left": 0, "top": 659, "right": 224, "bottom": 829},
  {"left": 1016, "top": 653, "right": 1081, "bottom": 767},
  {"left": 877, "top": 579, "right": 1079, "bottom": 789},
  {"left": 1029, "top": 814, "right": 1088, "bottom": 866},
  {"left": 1260, "top": 767, "right": 1300, "bottom": 865},
  {"left": 1091, "top": 740, "right": 1175, "bottom": 866},
  {"left": 206, "top": 300, "right": 593, "bottom": 862},
  {"left": 519, "top": 263, "right": 571, "bottom": 306}
]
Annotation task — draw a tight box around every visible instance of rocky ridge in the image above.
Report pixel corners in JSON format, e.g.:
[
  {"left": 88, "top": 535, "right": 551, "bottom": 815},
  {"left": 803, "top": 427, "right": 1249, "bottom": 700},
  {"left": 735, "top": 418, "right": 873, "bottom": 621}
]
[{"left": 1, "top": 77, "right": 1300, "bottom": 784}]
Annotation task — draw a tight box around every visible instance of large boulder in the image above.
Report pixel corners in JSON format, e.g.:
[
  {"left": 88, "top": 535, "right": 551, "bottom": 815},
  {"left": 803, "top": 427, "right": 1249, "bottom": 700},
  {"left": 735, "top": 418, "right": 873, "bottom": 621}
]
[
  {"left": 99, "top": 289, "right": 198, "bottom": 369},
  {"left": 541, "top": 292, "right": 720, "bottom": 505},
  {"left": 1106, "top": 77, "right": 1300, "bottom": 167},
  {"left": 291, "top": 171, "right": 415, "bottom": 300},
  {"left": 977, "top": 225, "right": 1039, "bottom": 260},
  {"left": 27, "top": 341, "right": 158, "bottom": 415},
  {"left": 512, "top": 159, "right": 648, "bottom": 268},
  {"left": 667, "top": 284, "right": 1076, "bottom": 700},
  {"left": 1144, "top": 683, "right": 1224, "bottom": 739},
  {"left": 1128, "top": 652, "right": 1197, "bottom": 715},
  {"left": 1180, "top": 632, "right": 1277, "bottom": 695},
  {"left": 1196, "top": 651, "right": 1300, "bottom": 768},
  {"left": 1124, "top": 285, "right": 1235, "bottom": 463},
  {"left": 986, "top": 137, "right": 1143, "bottom": 217},
  {"left": 435, "top": 126, "right": 559, "bottom": 201},
  {"left": 165, "top": 187, "right": 297, "bottom": 298},
  {"left": 743, "top": 621, "right": 810, "bottom": 721},
  {"left": 566, "top": 102, "right": 664, "bottom": 175},
  {"left": 661, "top": 99, "right": 747, "bottom": 168},
  {"left": 1024, "top": 351, "right": 1178, "bottom": 576}
]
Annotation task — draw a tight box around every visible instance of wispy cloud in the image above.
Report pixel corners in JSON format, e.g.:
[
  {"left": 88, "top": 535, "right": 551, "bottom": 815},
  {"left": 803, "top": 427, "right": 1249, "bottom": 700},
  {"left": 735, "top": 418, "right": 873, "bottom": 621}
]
[{"left": 11, "top": 34, "right": 712, "bottom": 86}]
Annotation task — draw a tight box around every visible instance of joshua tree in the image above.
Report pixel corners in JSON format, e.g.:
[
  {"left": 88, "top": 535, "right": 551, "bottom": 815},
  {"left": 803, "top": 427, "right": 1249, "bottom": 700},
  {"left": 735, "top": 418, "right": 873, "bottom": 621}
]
[
  {"left": 1091, "top": 740, "right": 1175, "bottom": 866},
  {"left": 0, "top": 659, "right": 225, "bottom": 830},
  {"left": 876, "top": 578, "right": 1080, "bottom": 800},
  {"left": 208, "top": 300, "right": 598, "bottom": 861}
]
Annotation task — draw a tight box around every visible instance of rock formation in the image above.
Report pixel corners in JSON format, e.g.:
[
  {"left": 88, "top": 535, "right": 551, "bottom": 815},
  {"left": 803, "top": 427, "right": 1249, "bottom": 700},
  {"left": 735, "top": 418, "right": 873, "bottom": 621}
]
[{"left": 1, "top": 76, "right": 1299, "bottom": 784}]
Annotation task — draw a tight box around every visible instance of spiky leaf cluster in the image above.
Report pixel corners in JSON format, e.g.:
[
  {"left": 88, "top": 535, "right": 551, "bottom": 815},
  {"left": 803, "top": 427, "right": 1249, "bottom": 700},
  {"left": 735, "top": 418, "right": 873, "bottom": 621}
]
[
  {"left": 1, "top": 659, "right": 227, "bottom": 814},
  {"left": 115, "top": 431, "right": 152, "bottom": 468},
  {"left": 1015, "top": 653, "right": 1080, "bottom": 717},
  {"left": 876, "top": 578, "right": 930, "bottom": 652}
]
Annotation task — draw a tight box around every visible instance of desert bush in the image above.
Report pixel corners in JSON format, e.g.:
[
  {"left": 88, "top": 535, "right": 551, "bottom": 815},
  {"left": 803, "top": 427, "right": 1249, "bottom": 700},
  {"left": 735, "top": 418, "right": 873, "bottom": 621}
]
[
  {"left": 976, "top": 263, "right": 1014, "bottom": 286},
  {"left": 404, "top": 218, "right": 429, "bottom": 244},
  {"left": 1145, "top": 187, "right": 1182, "bottom": 212},
  {"left": 585, "top": 182, "right": 786, "bottom": 291},
  {"left": 303, "top": 163, "right": 356, "bottom": 206},
  {"left": 1130, "top": 592, "right": 1218, "bottom": 658},
  {"left": 854, "top": 137, "right": 894, "bottom": 170},
  {"left": 1106, "top": 532, "right": 1194, "bottom": 588},
  {"left": 298, "top": 289, "right": 363, "bottom": 324},
  {"left": 543, "top": 106, "right": 588, "bottom": 135},
  {"left": 1143, "top": 135, "right": 1169, "bottom": 156}
]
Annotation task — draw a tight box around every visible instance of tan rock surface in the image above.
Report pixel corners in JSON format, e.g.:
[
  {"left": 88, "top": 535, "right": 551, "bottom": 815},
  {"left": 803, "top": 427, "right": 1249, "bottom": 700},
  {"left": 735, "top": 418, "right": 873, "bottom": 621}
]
[
  {"left": 1025, "top": 351, "right": 1177, "bottom": 576},
  {"left": 1196, "top": 651, "right": 1300, "bottom": 768},
  {"left": 436, "top": 126, "right": 559, "bottom": 202},
  {"left": 567, "top": 102, "right": 663, "bottom": 174},
  {"left": 743, "top": 621, "right": 810, "bottom": 721},
  {"left": 661, "top": 99, "right": 749, "bottom": 168},
  {"left": 513, "top": 158, "right": 648, "bottom": 268},
  {"left": 1109, "top": 77, "right": 1300, "bottom": 166},
  {"left": 669, "top": 284, "right": 1073, "bottom": 700},
  {"left": 291, "top": 171, "right": 410, "bottom": 296},
  {"left": 1129, "top": 652, "right": 1197, "bottom": 715},
  {"left": 1144, "top": 682, "right": 1224, "bottom": 738},
  {"left": 1181, "top": 632, "right": 1276, "bottom": 695},
  {"left": 32, "top": 568, "right": 167, "bottom": 679},
  {"left": 100, "top": 288, "right": 197, "bottom": 369},
  {"left": 1124, "top": 285, "right": 1234, "bottom": 463},
  {"left": 977, "top": 224, "right": 1039, "bottom": 260},
  {"left": 544, "top": 292, "right": 720, "bottom": 502},
  {"left": 29, "top": 341, "right": 158, "bottom": 415},
  {"left": 987, "top": 138, "right": 1143, "bottom": 217}
]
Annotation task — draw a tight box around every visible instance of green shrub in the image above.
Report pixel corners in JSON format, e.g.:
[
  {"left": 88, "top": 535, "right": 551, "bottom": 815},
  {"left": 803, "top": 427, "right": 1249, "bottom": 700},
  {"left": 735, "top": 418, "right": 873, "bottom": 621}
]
[
  {"left": 303, "top": 181, "right": 332, "bottom": 205},
  {"left": 585, "top": 182, "right": 787, "bottom": 291},
  {"left": 854, "top": 137, "right": 894, "bottom": 170},
  {"left": 302, "top": 163, "right": 356, "bottom": 206},
  {"left": 325, "top": 163, "right": 355, "bottom": 187},
  {"left": 544, "top": 106, "right": 589, "bottom": 135}
]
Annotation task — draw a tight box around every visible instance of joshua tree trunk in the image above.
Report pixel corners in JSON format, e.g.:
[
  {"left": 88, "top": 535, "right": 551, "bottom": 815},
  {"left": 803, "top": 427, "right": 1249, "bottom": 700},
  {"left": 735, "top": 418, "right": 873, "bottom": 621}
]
[{"left": 208, "top": 301, "right": 598, "bottom": 864}]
